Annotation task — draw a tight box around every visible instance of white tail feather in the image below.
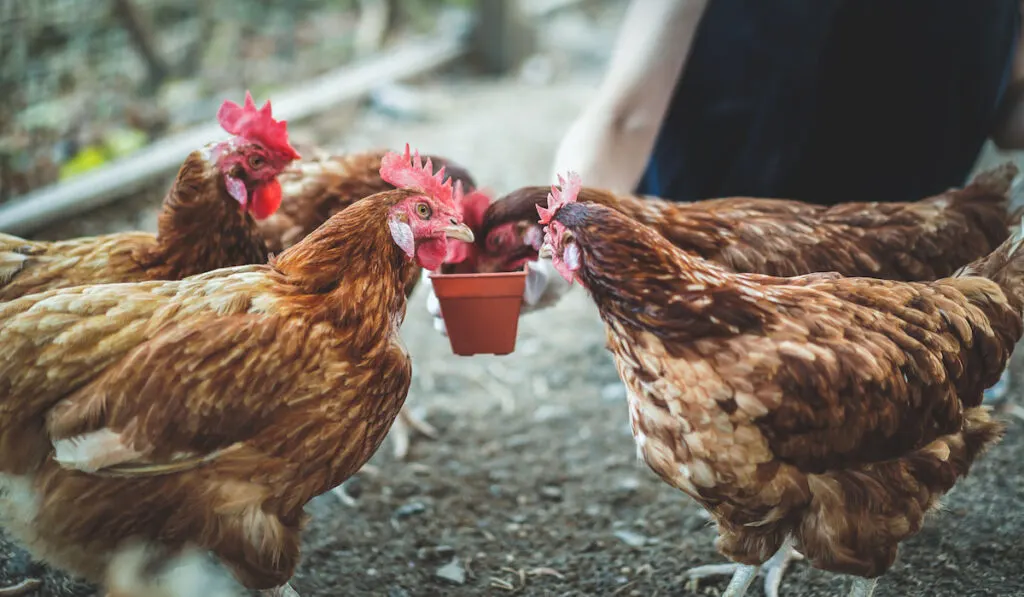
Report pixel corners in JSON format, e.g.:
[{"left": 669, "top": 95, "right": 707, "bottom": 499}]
[
  {"left": 52, "top": 429, "right": 141, "bottom": 472},
  {"left": 106, "top": 546, "right": 243, "bottom": 597}
]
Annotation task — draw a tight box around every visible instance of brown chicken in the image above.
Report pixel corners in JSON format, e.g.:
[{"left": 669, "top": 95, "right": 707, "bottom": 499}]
[
  {"left": 261, "top": 145, "right": 477, "bottom": 258},
  {"left": 0, "top": 148, "right": 473, "bottom": 597},
  {"left": 477, "top": 162, "right": 1016, "bottom": 280},
  {"left": 536, "top": 173, "right": 1020, "bottom": 597},
  {"left": 261, "top": 145, "right": 478, "bottom": 460},
  {"left": 0, "top": 92, "right": 300, "bottom": 303}
]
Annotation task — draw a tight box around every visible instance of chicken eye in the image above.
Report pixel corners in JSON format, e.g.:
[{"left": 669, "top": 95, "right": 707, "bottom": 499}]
[
  {"left": 248, "top": 155, "right": 265, "bottom": 169},
  {"left": 415, "top": 203, "right": 432, "bottom": 219}
]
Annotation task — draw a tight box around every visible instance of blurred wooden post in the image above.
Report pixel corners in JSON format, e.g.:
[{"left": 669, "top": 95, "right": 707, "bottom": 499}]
[
  {"left": 472, "top": 0, "right": 536, "bottom": 75},
  {"left": 111, "top": 0, "right": 171, "bottom": 93}
]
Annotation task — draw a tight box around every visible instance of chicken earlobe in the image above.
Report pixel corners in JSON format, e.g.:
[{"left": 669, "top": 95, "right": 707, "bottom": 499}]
[
  {"left": 389, "top": 218, "right": 416, "bottom": 258},
  {"left": 224, "top": 175, "right": 248, "bottom": 208}
]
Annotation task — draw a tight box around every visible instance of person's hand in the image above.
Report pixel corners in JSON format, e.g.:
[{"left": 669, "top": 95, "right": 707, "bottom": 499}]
[
  {"left": 521, "top": 258, "right": 572, "bottom": 312},
  {"left": 423, "top": 260, "right": 573, "bottom": 336},
  {"left": 423, "top": 269, "right": 449, "bottom": 336}
]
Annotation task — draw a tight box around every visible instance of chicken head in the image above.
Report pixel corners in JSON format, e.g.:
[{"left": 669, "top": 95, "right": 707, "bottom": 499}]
[
  {"left": 380, "top": 144, "right": 474, "bottom": 272},
  {"left": 538, "top": 171, "right": 584, "bottom": 283},
  {"left": 212, "top": 91, "right": 301, "bottom": 220}
]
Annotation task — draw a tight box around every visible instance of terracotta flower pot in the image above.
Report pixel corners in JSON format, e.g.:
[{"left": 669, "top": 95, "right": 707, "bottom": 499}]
[{"left": 429, "top": 268, "right": 528, "bottom": 356}]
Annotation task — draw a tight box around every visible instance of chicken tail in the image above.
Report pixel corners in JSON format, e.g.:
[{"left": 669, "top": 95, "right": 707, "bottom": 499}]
[
  {"left": 0, "top": 233, "right": 43, "bottom": 285},
  {"left": 942, "top": 162, "right": 1020, "bottom": 251},
  {"left": 953, "top": 212, "right": 1024, "bottom": 311},
  {"left": 794, "top": 406, "right": 1003, "bottom": 578},
  {"left": 967, "top": 161, "right": 1018, "bottom": 197}
]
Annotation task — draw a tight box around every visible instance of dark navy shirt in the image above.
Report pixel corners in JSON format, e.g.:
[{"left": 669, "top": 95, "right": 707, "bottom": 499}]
[{"left": 636, "top": 0, "right": 1021, "bottom": 204}]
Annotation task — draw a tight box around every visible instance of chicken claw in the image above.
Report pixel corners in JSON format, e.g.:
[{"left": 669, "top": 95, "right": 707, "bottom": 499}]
[
  {"left": 330, "top": 464, "right": 381, "bottom": 506},
  {"left": 982, "top": 369, "right": 1024, "bottom": 422},
  {"left": 847, "top": 577, "right": 878, "bottom": 597},
  {"left": 684, "top": 543, "right": 803, "bottom": 597},
  {"left": 0, "top": 579, "right": 43, "bottom": 596},
  {"left": 260, "top": 583, "right": 300, "bottom": 597},
  {"left": 389, "top": 406, "right": 440, "bottom": 460}
]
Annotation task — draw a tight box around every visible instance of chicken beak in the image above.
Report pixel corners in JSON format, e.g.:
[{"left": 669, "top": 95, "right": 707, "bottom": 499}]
[
  {"left": 539, "top": 244, "right": 553, "bottom": 259},
  {"left": 444, "top": 223, "right": 475, "bottom": 243}
]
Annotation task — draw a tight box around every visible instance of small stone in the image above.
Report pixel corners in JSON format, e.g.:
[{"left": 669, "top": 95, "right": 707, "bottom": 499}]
[
  {"left": 394, "top": 501, "right": 427, "bottom": 519},
  {"left": 340, "top": 476, "right": 363, "bottom": 499},
  {"left": 366, "top": 568, "right": 378, "bottom": 577},
  {"left": 601, "top": 382, "right": 626, "bottom": 402},
  {"left": 548, "top": 369, "right": 570, "bottom": 388},
  {"left": 615, "top": 476, "right": 641, "bottom": 493},
  {"left": 614, "top": 530, "right": 648, "bottom": 548},
  {"left": 584, "top": 504, "right": 601, "bottom": 516},
  {"left": 539, "top": 485, "right": 563, "bottom": 501},
  {"left": 435, "top": 545, "right": 456, "bottom": 559},
  {"left": 388, "top": 588, "right": 410, "bottom": 597},
  {"left": 505, "top": 434, "right": 532, "bottom": 449},
  {"left": 392, "top": 482, "right": 420, "bottom": 499},
  {"left": 532, "top": 404, "right": 570, "bottom": 422},
  {"left": 418, "top": 544, "right": 456, "bottom": 561},
  {"left": 435, "top": 558, "right": 466, "bottom": 585}
]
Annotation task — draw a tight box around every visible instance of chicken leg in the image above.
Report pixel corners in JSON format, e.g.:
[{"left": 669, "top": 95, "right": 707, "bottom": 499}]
[
  {"left": 684, "top": 542, "right": 803, "bottom": 597},
  {"left": 983, "top": 368, "right": 1024, "bottom": 422},
  {"left": 330, "top": 463, "right": 381, "bottom": 506},
  {"left": 389, "top": 406, "right": 439, "bottom": 460},
  {"left": 0, "top": 579, "right": 43, "bottom": 596}
]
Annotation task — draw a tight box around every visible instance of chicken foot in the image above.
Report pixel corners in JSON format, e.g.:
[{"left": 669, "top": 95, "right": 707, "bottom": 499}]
[
  {"left": 982, "top": 369, "right": 1024, "bottom": 423},
  {"left": 683, "top": 542, "right": 803, "bottom": 597},
  {"left": 0, "top": 579, "right": 43, "bottom": 596},
  {"left": 330, "top": 463, "right": 382, "bottom": 506},
  {"left": 847, "top": 577, "right": 878, "bottom": 597},
  {"left": 389, "top": 405, "right": 440, "bottom": 460},
  {"left": 260, "top": 583, "right": 300, "bottom": 597}
]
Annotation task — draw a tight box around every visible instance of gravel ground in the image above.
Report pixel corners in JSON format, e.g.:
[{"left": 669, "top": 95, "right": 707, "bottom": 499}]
[{"left": 4, "top": 22, "right": 1024, "bottom": 597}]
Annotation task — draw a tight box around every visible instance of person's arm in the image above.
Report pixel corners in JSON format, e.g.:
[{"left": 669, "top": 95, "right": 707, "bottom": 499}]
[
  {"left": 424, "top": 1, "right": 711, "bottom": 335},
  {"left": 550, "top": 0, "right": 709, "bottom": 191},
  {"left": 991, "top": 3, "right": 1024, "bottom": 149}
]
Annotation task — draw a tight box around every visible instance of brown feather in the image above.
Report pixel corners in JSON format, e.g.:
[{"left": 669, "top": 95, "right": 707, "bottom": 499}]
[
  {"left": 0, "top": 150, "right": 270, "bottom": 302},
  {"left": 0, "top": 189, "right": 422, "bottom": 590},
  {"left": 554, "top": 201, "right": 1018, "bottom": 578},
  {"left": 482, "top": 163, "right": 1016, "bottom": 280}
]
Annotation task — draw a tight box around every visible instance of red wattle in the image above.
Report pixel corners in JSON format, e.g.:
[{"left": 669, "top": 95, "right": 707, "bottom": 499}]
[{"left": 251, "top": 179, "right": 283, "bottom": 219}]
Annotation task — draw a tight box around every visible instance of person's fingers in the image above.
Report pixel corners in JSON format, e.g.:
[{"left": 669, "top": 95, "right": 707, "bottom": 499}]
[
  {"left": 426, "top": 286, "right": 443, "bottom": 318},
  {"left": 523, "top": 262, "right": 550, "bottom": 306},
  {"left": 432, "top": 315, "right": 448, "bottom": 337}
]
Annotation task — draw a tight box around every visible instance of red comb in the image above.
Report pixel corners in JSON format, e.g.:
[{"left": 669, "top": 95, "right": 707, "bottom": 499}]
[
  {"left": 537, "top": 171, "right": 582, "bottom": 224},
  {"left": 446, "top": 181, "right": 491, "bottom": 265},
  {"left": 380, "top": 144, "right": 456, "bottom": 207},
  {"left": 453, "top": 181, "right": 491, "bottom": 229},
  {"left": 217, "top": 91, "right": 300, "bottom": 160}
]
